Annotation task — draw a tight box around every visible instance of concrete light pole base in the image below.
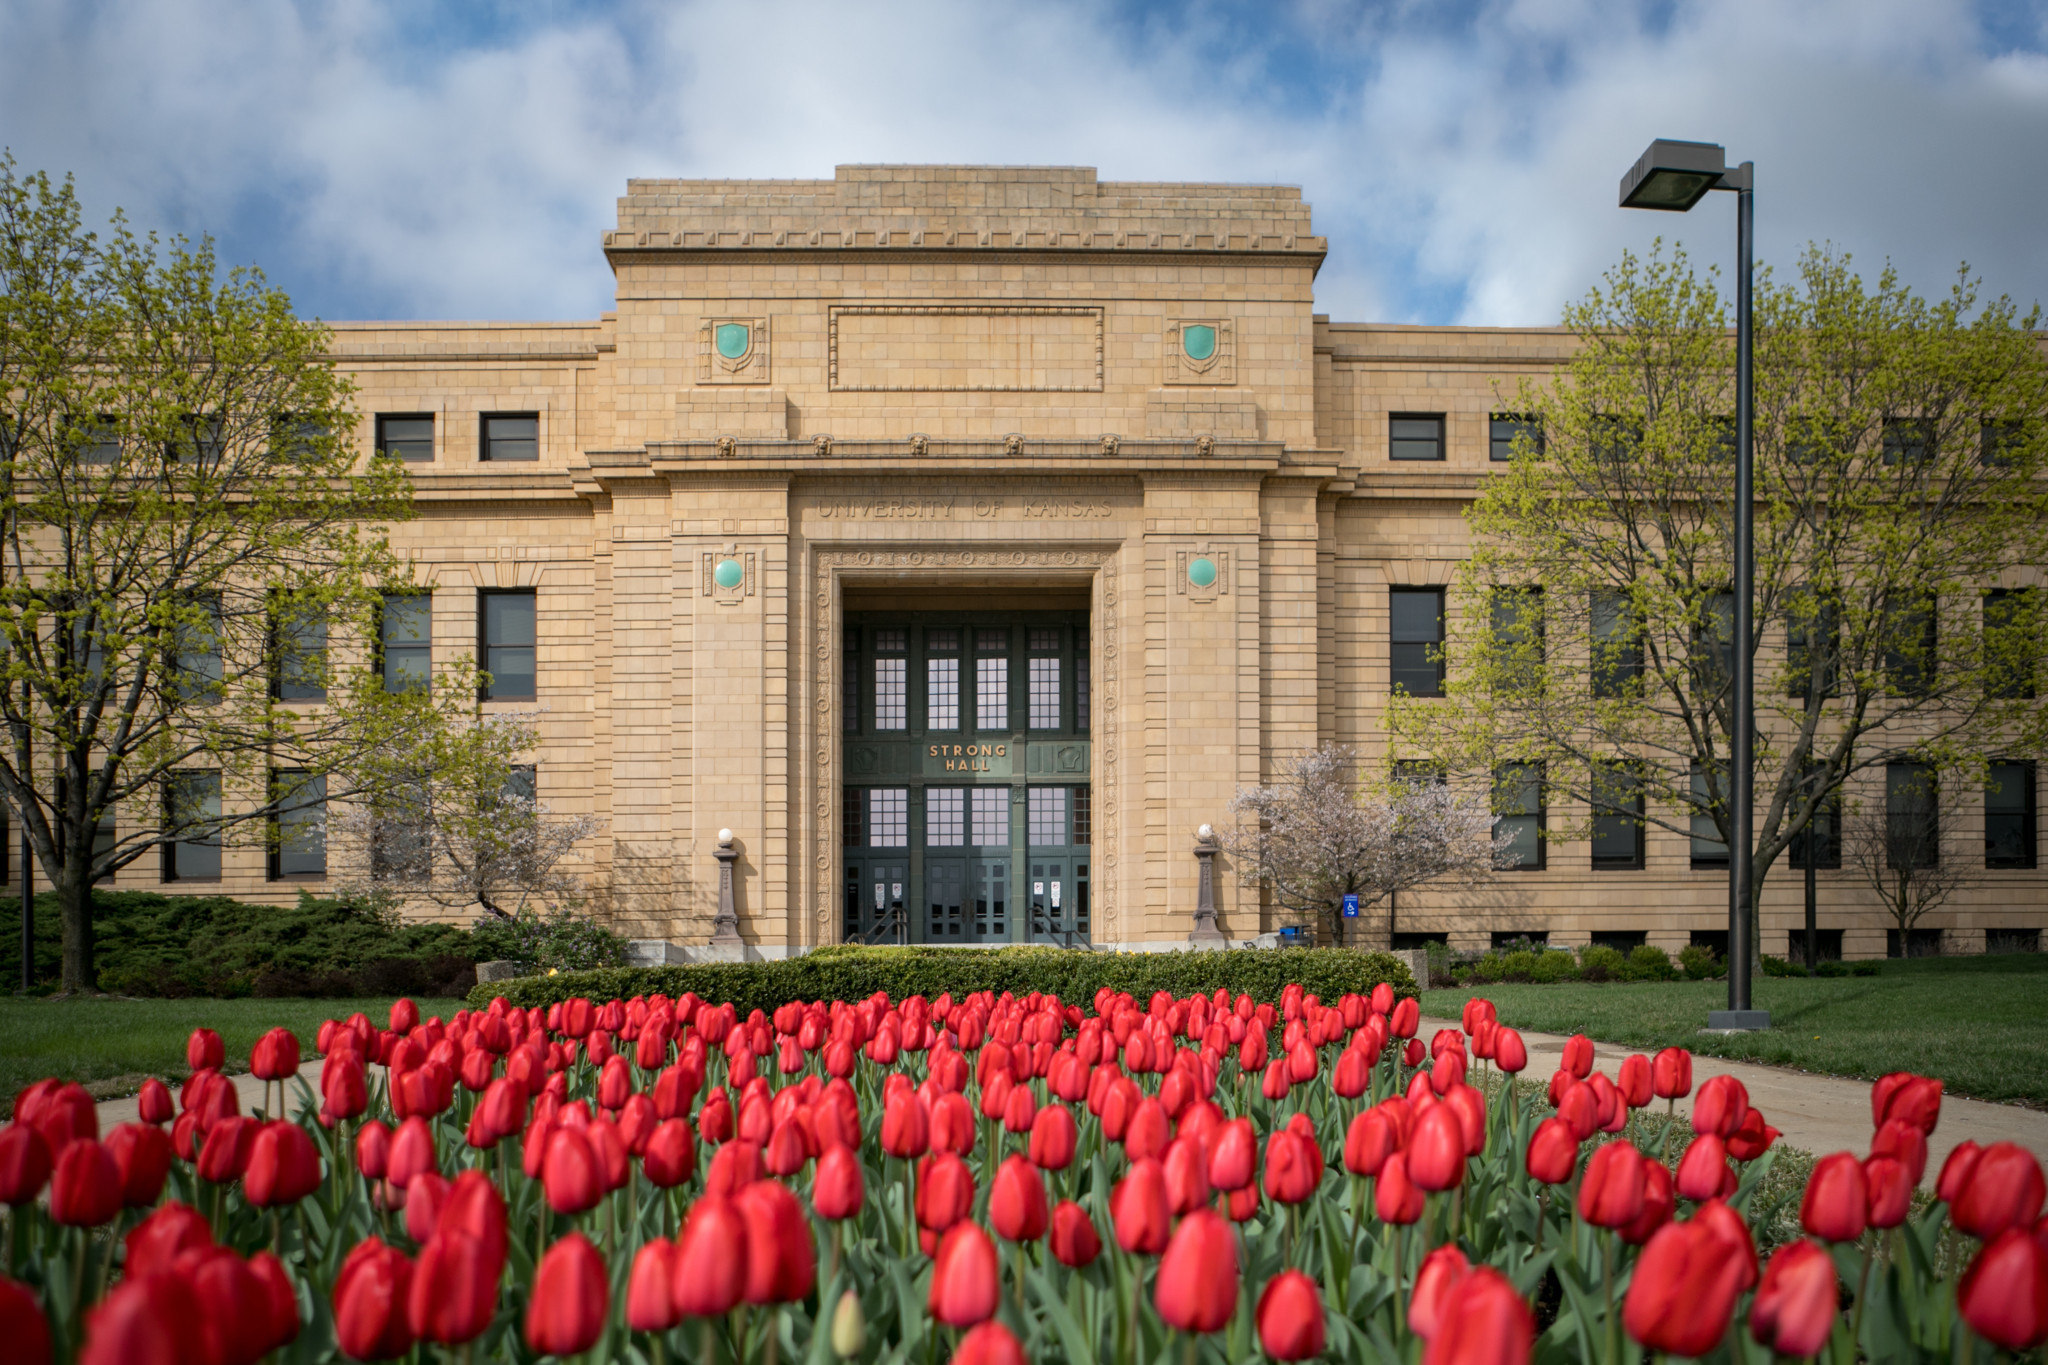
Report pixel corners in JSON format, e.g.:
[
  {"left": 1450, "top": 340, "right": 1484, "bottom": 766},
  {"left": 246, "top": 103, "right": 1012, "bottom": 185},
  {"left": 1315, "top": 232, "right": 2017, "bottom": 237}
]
[{"left": 1704, "top": 1010, "right": 1772, "bottom": 1033}]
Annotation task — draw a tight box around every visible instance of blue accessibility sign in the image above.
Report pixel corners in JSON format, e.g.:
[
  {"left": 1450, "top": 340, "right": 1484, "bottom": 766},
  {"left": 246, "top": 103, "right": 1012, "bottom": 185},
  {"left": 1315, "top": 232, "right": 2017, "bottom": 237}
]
[{"left": 1341, "top": 893, "right": 1360, "bottom": 919}]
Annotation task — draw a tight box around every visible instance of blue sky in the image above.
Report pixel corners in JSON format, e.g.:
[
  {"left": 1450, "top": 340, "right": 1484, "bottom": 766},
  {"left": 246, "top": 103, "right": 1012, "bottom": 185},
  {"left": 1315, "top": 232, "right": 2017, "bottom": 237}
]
[{"left": 3, "top": 0, "right": 2044, "bottom": 327}]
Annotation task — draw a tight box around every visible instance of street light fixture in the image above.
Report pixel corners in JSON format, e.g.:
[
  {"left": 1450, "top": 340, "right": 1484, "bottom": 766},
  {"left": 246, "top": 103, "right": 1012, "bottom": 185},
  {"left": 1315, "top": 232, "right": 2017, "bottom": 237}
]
[{"left": 1619, "top": 138, "right": 1770, "bottom": 1032}]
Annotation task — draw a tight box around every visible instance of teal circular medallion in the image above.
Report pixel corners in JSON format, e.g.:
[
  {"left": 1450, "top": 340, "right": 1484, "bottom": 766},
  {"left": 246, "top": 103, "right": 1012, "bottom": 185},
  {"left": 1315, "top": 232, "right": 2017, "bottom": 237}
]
[
  {"left": 715, "top": 323, "right": 752, "bottom": 360},
  {"left": 1182, "top": 324, "right": 1217, "bottom": 361},
  {"left": 714, "top": 558, "right": 744, "bottom": 589},
  {"left": 1188, "top": 556, "right": 1218, "bottom": 589}
]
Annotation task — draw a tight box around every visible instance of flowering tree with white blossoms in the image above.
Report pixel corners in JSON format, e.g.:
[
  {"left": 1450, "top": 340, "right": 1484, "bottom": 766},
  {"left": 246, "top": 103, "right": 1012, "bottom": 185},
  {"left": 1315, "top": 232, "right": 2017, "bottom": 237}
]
[{"left": 1226, "top": 741, "right": 1514, "bottom": 948}]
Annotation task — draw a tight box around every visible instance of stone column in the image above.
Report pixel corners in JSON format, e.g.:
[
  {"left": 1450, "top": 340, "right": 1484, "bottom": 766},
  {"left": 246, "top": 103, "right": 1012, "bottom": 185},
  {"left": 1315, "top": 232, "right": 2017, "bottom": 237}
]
[
  {"left": 1189, "top": 824, "right": 1225, "bottom": 945},
  {"left": 710, "top": 829, "right": 742, "bottom": 945}
]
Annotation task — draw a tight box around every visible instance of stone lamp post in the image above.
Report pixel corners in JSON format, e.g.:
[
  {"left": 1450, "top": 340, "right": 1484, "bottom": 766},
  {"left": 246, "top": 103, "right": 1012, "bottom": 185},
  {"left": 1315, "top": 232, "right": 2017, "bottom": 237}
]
[
  {"left": 710, "top": 829, "right": 743, "bottom": 945},
  {"left": 1189, "top": 824, "right": 1225, "bottom": 945}
]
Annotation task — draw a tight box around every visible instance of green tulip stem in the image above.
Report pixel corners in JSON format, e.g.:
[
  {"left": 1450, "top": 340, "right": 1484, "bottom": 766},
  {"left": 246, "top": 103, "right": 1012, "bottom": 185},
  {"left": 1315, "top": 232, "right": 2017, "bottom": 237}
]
[
  {"left": 1849, "top": 1248, "right": 1872, "bottom": 1357},
  {"left": 96, "top": 1212, "right": 122, "bottom": 1299},
  {"left": 71, "top": 1228, "right": 88, "bottom": 1324},
  {"left": 1602, "top": 1231, "right": 1619, "bottom": 1365}
]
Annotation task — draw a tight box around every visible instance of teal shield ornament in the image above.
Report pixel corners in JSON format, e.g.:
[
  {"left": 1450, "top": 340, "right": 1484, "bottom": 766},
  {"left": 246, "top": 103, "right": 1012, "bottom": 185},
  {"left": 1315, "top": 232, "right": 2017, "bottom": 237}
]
[
  {"left": 715, "top": 323, "right": 752, "bottom": 360},
  {"left": 1188, "top": 556, "right": 1218, "bottom": 589},
  {"left": 714, "top": 558, "right": 744, "bottom": 589},
  {"left": 1181, "top": 324, "right": 1217, "bottom": 361}
]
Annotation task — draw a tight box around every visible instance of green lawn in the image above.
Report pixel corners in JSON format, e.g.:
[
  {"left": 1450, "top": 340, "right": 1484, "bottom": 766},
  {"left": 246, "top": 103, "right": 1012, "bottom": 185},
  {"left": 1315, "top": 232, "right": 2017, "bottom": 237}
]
[
  {"left": 1424, "top": 953, "right": 2048, "bottom": 1107},
  {"left": 0, "top": 995, "right": 467, "bottom": 1114}
]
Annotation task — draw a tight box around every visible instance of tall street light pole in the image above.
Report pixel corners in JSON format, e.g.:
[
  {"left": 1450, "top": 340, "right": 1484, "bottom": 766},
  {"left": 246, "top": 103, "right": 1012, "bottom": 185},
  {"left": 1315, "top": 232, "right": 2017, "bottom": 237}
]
[{"left": 1620, "top": 138, "right": 1770, "bottom": 1031}]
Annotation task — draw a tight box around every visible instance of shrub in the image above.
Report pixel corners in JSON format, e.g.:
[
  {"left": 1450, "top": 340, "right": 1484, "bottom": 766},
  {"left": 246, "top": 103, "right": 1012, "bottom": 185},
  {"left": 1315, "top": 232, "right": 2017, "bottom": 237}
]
[
  {"left": 1624, "top": 944, "right": 1680, "bottom": 982},
  {"left": 1814, "top": 958, "right": 1850, "bottom": 978},
  {"left": 1465, "top": 953, "right": 1503, "bottom": 985},
  {"left": 1578, "top": 944, "right": 1627, "bottom": 982},
  {"left": 1761, "top": 954, "right": 1808, "bottom": 978},
  {"left": 466, "top": 945, "right": 1418, "bottom": 1015},
  {"left": 1530, "top": 950, "right": 1579, "bottom": 983},
  {"left": 1677, "top": 943, "right": 1720, "bottom": 980},
  {"left": 468, "top": 904, "right": 633, "bottom": 974},
  {"left": 1499, "top": 949, "right": 1537, "bottom": 982},
  {"left": 1850, "top": 960, "right": 1880, "bottom": 977}
]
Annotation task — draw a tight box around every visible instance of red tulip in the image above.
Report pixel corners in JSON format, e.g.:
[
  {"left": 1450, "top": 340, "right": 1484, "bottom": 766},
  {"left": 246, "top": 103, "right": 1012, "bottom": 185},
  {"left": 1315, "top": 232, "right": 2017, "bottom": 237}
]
[
  {"left": 123, "top": 1201, "right": 213, "bottom": 1277},
  {"left": 1650, "top": 1047, "right": 1692, "bottom": 1100},
  {"left": 1028, "top": 1103, "right": 1077, "bottom": 1171},
  {"left": 1801, "top": 1151, "right": 1868, "bottom": 1242},
  {"left": 1561, "top": 1033, "right": 1593, "bottom": 1078},
  {"left": 672, "top": 1197, "right": 749, "bottom": 1317},
  {"left": 1376, "top": 1151, "right": 1425, "bottom": 1224},
  {"left": 137, "top": 1078, "right": 175, "bottom": 1125},
  {"left": 1390, "top": 997, "right": 1419, "bottom": 1038},
  {"left": 0, "top": 1123, "right": 51, "bottom": 1206},
  {"left": 1674, "top": 1134, "right": 1730, "bottom": 1202},
  {"left": 1262, "top": 1129, "right": 1320, "bottom": 1204},
  {"left": 386, "top": 1116, "right": 436, "bottom": 1189},
  {"left": 1493, "top": 1027, "right": 1528, "bottom": 1074},
  {"left": 698, "top": 1088, "right": 734, "bottom": 1146},
  {"left": 738, "top": 1177, "right": 815, "bottom": 1304},
  {"left": 188, "top": 1027, "right": 226, "bottom": 1072},
  {"left": 1750, "top": 1238, "right": 1838, "bottom": 1357},
  {"left": 1577, "top": 1141, "right": 1644, "bottom": 1230},
  {"left": 705, "top": 1137, "right": 761, "bottom": 1200},
  {"left": 1864, "top": 1156, "right": 1913, "bottom": 1229},
  {"left": 1556, "top": 1083, "right": 1599, "bottom": 1142},
  {"left": 99, "top": 1122, "right": 168, "bottom": 1208},
  {"left": 1409, "top": 1244, "right": 1470, "bottom": 1338},
  {"left": 251, "top": 1028, "right": 301, "bottom": 1082},
  {"left": 543, "top": 1125, "right": 603, "bottom": 1215},
  {"left": 916, "top": 1150, "right": 975, "bottom": 1234},
  {"left": 1617, "top": 1054, "right": 1652, "bottom": 1109},
  {"left": 80, "top": 1272, "right": 204, "bottom": 1365},
  {"left": 954, "top": 1320, "right": 1029, "bottom": 1365},
  {"left": 638, "top": 1117, "right": 695, "bottom": 1190},
  {"left": 335, "top": 1238, "right": 417, "bottom": 1362},
  {"left": 1726, "top": 1106, "right": 1780, "bottom": 1163},
  {"left": 1112, "top": 1157, "right": 1172, "bottom": 1254},
  {"left": 0, "top": 1274, "right": 48, "bottom": 1365},
  {"left": 409, "top": 1230, "right": 497, "bottom": 1345},
  {"left": 391, "top": 998, "right": 421, "bottom": 1035},
  {"left": 247, "top": 1250, "right": 301, "bottom": 1354},
  {"left": 1257, "top": 1270, "right": 1326, "bottom": 1361},
  {"left": 1871, "top": 1072, "right": 1943, "bottom": 1135},
  {"left": 1957, "top": 1226, "right": 2048, "bottom": 1351},
  {"left": 1155, "top": 1207, "right": 1238, "bottom": 1334},
  {"left": 1693, "top": 1198, "right": 1760, "bottom": 1290},
  {"left": 1425, "top": 1266, "right": 1535, "bottom": 1365},
  {"left": 196, "top": 1114, "right": 259, "bottom": 1185},
  {"left": 1209, "top": 1117, "right": 1256, "bottom": 1192},
  {"left": 1001, "top": 1082, "right": 1037, "bottom": 1135},
  {"left": 929, "top": 1223, "right": 1000, "bottom": 1326},
  {"left": 50, "top": 1139, "right": 121, "bottom": 1227},
  {"left": 813, "top": 1143, "right": 864, "bottom": 1221},
  {"left": 186, "top": 1249, "right": 280, "bottom": 1365},
  {"left": 526, "top": 1234, "right": 607, "bottom": 1358},
  {"left": 355, "top": 1118, "right": 392, "bottom": 1181},
  {"left": 1938, "top": 1140, "right": 1980, "bottom": 1205},
  {"left": 989, "top": 1154, "right": 1049, "bottom": 1241},
  {"left": 1586, "top": 1072, "right": 1626, "bottom": 1134},
  {"left": 244, "top": 1121, "right": 322, "bottom": 1208},
  {"left": 1333, "top": 1048, "right": 1371, "bottom": 1098},
  {"left": 1261, "top": 1062, "right": 1292, "bottom": 1102},
  {"left": 1869, "top": 1118, "right": 1927, "bottom": 1185},
  {"left": 1691, "top": 1074, "right": 1749, "bottom": 1138},
  {"left": 1524, "top": 1117, "right": 1578, "bottom": 1186},
  {"left": 1406, "top": 1104, "right": 1466, "bottom": 1193},
  {"left": 1050, "top": 1199, "right": 1101, "bottom": 1267},
  {"left": 1619, "top": 1158, "right": 1675, "bottom": 1246},
  {"left": 763, "top": 1117, "right": 808, "bottom": 1177},
  {"left": 322, "top": 1058, "right": 368, "bottom": 1126},
  {"left": 1951, "top": 1142, "right": 2046, "bottom": 1241},
  {"left": 1343, "top": 1107, "right": 1397, "bottom": 1178},
  {"left": 1623, "top": 1218, "right": 1748, "bottom": 1357},
  {"left": 626, "top": 1238, "right": 681, "bottom": 1333}
]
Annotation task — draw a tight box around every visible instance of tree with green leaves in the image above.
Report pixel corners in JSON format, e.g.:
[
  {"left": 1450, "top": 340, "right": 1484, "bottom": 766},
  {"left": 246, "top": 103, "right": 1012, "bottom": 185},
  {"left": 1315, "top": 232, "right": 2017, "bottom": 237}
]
[
  {"left": 1390, "top": 244, "right": 2048, "bottom": 964},
  {"left": 0, "top": 156, "right": 446, "bottom": 991}
]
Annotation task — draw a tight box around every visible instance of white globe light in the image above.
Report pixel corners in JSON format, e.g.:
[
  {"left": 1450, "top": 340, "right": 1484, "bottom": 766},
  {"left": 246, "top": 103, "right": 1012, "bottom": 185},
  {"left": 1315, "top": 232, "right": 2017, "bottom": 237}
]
[
  {"left": 1198, "top": 823, "right": 1214, "bottom": 840},
  {"left": 718, "top": 828, "right": 733, "bottom": 844}
]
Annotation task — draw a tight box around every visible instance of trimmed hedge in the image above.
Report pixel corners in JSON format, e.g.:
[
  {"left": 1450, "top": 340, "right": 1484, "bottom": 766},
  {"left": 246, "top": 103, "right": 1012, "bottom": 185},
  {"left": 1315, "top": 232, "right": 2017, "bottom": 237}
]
[{"left": 464, "top": 944, "right": 1417, "bottom": 1015}]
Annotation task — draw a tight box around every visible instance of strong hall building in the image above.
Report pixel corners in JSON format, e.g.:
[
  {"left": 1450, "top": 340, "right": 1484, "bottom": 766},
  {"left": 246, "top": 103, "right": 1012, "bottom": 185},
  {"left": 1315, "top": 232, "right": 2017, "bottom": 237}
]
[{"left": 142, "top": 166, "right": 2048, "bottom": 961}]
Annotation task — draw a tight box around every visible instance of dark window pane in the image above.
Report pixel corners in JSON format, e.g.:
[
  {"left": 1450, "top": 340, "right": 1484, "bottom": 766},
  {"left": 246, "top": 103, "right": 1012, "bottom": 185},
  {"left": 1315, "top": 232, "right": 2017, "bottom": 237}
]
[
  {"left": 482, "top": 592, "right": 537, "bottom": 700},
  {"left": 1694, "top": 593, "right": 1735, "bottom": 697},
  {"left": 1881, "top": 418, "right": 1930, "bottom": 466},
  {"left": 482, "top": 414, "right": 539, "bottom": 462},
  {"left": 1885, "top": 763, "right": 1938, "bottom": 869},
  {"left": 377, "top": 414, "right": 435, "bottom": 462},
  {"left": 1790, "top": 764, "right": 1842, "bottom": 869},
  {"left": 1590, "top": 765, "right": 1643, "bottom": 868},
  {"left": 381, "top": 594, "right": 432, "bottom": 693},
  {"left": 1786, "top": 592, "right": 1838, "bottom": 700},
  {"left": 163, "top": 772, "right": 222, "bottom": 881},
  {"left": 1489, "top": 415, "right": 1541, "bottom": 462},
  {"left": 1690, "top": 762, "right": 1729, "bottom": 867},
  {"left": 170, "top": 596, "right": 224, "bottom": 705},
  {"left": 273, "top": 771, "right": 327, "bottom": 878},
  {"left": 1491, "top": 587, "right": 1543, "bottom": 691},
  {"left": 1986, "top": 761, "right": 2036, "bottom": 869},
  {"left": 1494, "top": 763, "right": 1543, "bottom": 870},
  {"left": 1390, "top": 587, "right": 1444, "bottom": 696},
  {"left": 1884, "top": 594, "right": 1936, "bottom": 697},
  {"left": 275, "top": 603, "right": 327, "bottom": 702},
  {"left": 1591, "top": 590, "right": 1641, "bottom": 698},
  {"left": 1985, "top": 590, "right": 2038, "bottom": 700},
  {"left": 1389, "top": 414, "right": 1445, "bottom": 462},
  {"left": 1981, "top": 421, "right": 2021, "bottom": 468}
]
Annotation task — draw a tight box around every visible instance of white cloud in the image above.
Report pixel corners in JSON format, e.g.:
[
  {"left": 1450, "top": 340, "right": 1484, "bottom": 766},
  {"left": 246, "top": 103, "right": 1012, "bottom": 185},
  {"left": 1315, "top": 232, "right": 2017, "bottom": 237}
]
[{"left": 0, "top": 0, "right": 2041, "bottom": 326}]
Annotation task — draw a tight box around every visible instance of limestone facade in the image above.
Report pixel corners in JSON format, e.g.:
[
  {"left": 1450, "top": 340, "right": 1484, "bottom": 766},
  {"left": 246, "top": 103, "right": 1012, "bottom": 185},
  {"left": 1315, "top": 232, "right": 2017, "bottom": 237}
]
[{"left": 113, "top": 166, "right": 2048, "bottom": 959}]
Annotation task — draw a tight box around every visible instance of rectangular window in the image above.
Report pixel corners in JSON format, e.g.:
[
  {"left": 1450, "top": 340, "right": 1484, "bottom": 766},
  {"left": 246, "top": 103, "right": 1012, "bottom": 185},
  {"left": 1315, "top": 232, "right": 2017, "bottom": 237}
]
[
  {"left": 380, "top": 594, "right": 432, "bottom": 693},
  {"left": 1693, "top": 593, "right": 1735, "bottom": 697},
  {"left": 480, "top": 591, "right": 537, "bottom": 700},
  {"left": 1986, "top": 761, "right": 2036, "bottom": 869},
  {"left": 170, "top": 595, "right": 224, "bottom": 705},
  {"left": 272, "top": 598, "right": 327, "bottom": 702},
  {"left": 1590, "top": 589, "right": 1641, "bottom": 699},
  {"left": 376, "top": 413, "right": 435, "bottom": 462},
  {"left": 1886, "top": 762, "right": 1939, "bottom": 869},
  {"left": 171, "top": 414, "right": 226, "bottom": 465},
  {"left": 1028, "top": 657, "right": 1061, "bottom": 730},
  {"left": 1590, "top": 763, "right": 1644, "bottom": 869},
  {"left": 161, "top": 772, "right": 221, "bottom": 882},
  {"left": 926, "top": 789, "right": 965, "bottom": 847},
  {"left": 481, "top": 413, "right": 539, "bottom": 462},
  {"left": 271, "top": 416, "right": 330, "bottom": 464},
  {"left": 370, "top": 807, "right": 429, "bottom": 883},
  {"left": 1981, "top": 420, "right": 2021, "bottom": 467},
  {"left": 971, "top": 788, "right": 1009, "bottom": 846},
  {"left": 1884, "top": 593, "right": 1937, "bottom": 697},
  {"left": 841, "top": 788, "right": 864, "bottom": 847},
  {"left": 1075, "top": 631, "right": 1090, "bottom": 732},
  {"left": 1882, "top": 417, "right": 1931, "bottom": 466},
  {"left": 867, "top": 789, "right": 908, "bottom": 848},
  {"left": 1073, "top": 784, "right": 1092, "bottom": 846},
  {"left": 1028, "top": 787, "right": 1068, "bottom": 845},
  {"left": 976, "top": 654, "right": 1009, "bottom": 731},
  {"left": 873, "top": 659, "right": 907, "bottom": 730},
  {"left": 1493, "top": 764, "right": 1544, "bottom": 870},
  {"left": 1389, "top": 588, "right": 1445, "bottom": 697},
  {"left": 842, "top": 630, "right": 862, "bottom": 733},
  {"left": 75, "top": 415, "right": 120, "bottom": 465},
  {"left": 1489, "top": 414, "right": 1542, "bottom": 462},
  {"left": 1491, "top": 587, "right": 1543, "bottom": 692},
  {"left": 1790, "top": 766, "right": 1842, "bottom": 869},
  {"left": 1786, "top": 591, "right": 1839, "bottom": 701},
  {"left": 271, "top": 771, "right": 327, "bottom": 879},
  {"left": 927, "top": 657, "right": 959, "bottom": 730},
  {"left": 1389, "top": 413, "right": 1445, "bottom": 462},
  {"left": 1591, "top": 416, "right": 1639, "bottom": 463},
  {"left": 1985, "top": 590, "right": 2038, "bottom": 700},
  {"left": 1690, "top": 762, "right": 1729, "bottom": 867}
]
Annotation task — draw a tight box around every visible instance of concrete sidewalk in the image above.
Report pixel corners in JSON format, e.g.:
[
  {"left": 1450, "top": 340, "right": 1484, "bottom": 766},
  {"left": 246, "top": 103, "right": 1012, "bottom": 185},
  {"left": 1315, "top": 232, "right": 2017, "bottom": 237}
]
[{"left": 1422, "top": 1015, "right": 2048, "bottom": 1184}]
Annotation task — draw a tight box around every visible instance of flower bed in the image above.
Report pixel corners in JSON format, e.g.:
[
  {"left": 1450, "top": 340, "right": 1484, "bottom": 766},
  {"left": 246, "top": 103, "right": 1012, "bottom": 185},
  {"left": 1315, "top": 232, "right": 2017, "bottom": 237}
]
[{"left": 2, "top": 979, "right": 2043, "bottom": 1362}]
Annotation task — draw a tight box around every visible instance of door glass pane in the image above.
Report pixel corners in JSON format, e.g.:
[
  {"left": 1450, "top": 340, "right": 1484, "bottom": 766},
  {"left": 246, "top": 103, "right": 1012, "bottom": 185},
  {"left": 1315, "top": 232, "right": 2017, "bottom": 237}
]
[
  {"left": 977, "top": 860, "right": 1008, "bottom": 938},
  {"left": 971, "top": 788, "right": 1008, "bottom": 846},
  {"left": 1028, "top": 787, "right": 1068, "bottom": 845},
  {"left": 926, "top": 789, "right": 964, "bottom": 846},
  {"left": 928, "top": 862, "right": 964, "bottom": 939},
  {"left": 868, "top": 789, "right": 908, "bottom": 847}
]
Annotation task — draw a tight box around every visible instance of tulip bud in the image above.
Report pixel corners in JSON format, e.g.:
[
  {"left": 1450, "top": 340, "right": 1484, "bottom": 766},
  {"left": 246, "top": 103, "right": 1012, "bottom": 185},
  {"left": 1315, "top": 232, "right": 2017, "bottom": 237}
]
[
  {"left": 1957, "top": 1227, "right": 2048, "bottom": 1352},
  {"left": 335, "top": 1238, "right": 417, "bottom": 1362},
  {"left": 626, "top": 1238, "right": 681, "bottom": 1333},
  {"left": 1257, "top": 1270, "right": 1326, "bottom": 1361},
  {"left": 738, "top": 1178, "right": 815, "bottom": 1305},
  {"left": 251, "top": 1027, "right": 302, "bottom": 1082},
  {"left": 123, "top": 1201, "right": 213, "bottom": 1277},
  {"left": 1375, "top": 1151, "right": 1424, "bottom": 1224},
  {"left": 50, "top": 1139, "right": 121, "bottom": 1227},
  {"left": 989, "top": 1154, "right": 1048, "bottom": 1241},
  {"left": 0, "top": 1123, "right": 53, "bottom": 1206},
  {"left": 829, "top": 1288, "right": 867, "bottom": 1357},
  {"left": 1524, "top": 1117, "right": 1579, "bottom": 1186},
  {"left": 1028, "top": 1102, "right": 1077, "bottom": 1171},
  {"left": 386, "top": 1116, "right": 436, "bottom": 1189},
  {"left": 672, "top": 1196, "right": 748, "bottom": 1317},
  {"left": 1746, "top": 1236, "right": 1837, "bottom": 1358},
  {"left": 1675, "top": 1133, "right": 1730, "bottom": 1202},
  {"left": 0, "top": 1273, "right": 50, "bottom": 1365},
  {"left": 1154, "top": 1207, "right": 1237, "bottom": 1334},
  {"left": 915, "top": 1150, "right": 975, "bottom": 1234},
  {"left": 813, "top": 1144, "right": 864, "bottom": 1221},
  {"left": 1049, "top": 1199, "right": 1101, "bottom": 1267},
  {"left": 1578, "top": 1141, "right": 1645, "bottom": 1230},
  {"left": 1425, "top": 1266, "right": 1535, "bottom": 1365},
  {"left": 954, "top": 1320, "right": 1028, "bottom": 1365},
  {"left": 1800, "top": 1151, "right": 1869, "bottom": 1243},
  {"left": 526, "top": 1234, "right": 607, "bottom": 1357},
  {"left": 1950, "top": 1142, "right": 2046, "bottom": 1241},
  {"left": 1405, "top": 1104, "right": 1466, "bottom": 1193},
  {"left": 244, "top": 1121, "right": 322, "bottom": 1208},
  {"left": 137, "top": 1078, "right": 175, "bottom": 1125},
  {"left": 187, "top": 1028, "right": 226, "bottom": 1073},
  {"left": 1111, "top": 1158, "right": 1172, "bottom": 1254},
  {"left": 1561, "top": 1033, "right": 1594, "bottom": 1078},
  {"left": 1871, "top": 1071, "right": 1942, "bottom": 1135},
  {"left": 930, "top": 1221, "right": 1000, "bottom": 1327},
  {"left": 1864, "top": 1156, "right": 1913, "bottom": 1229},
  {"left": 1651, "top": 1047, "right": 1692, "bottom": 1100},
  {"left": 1691, "top": 1074, "right": 1749, "bottom": 1138},
  {"left": 410, "top": 1229, "right": 498, "bottom": 1345},
  {"left": 1409, "top": 1244, "right": 1470, "bottom": 1338},
  {"left": 1623, "top": 1219, "right": 1748, "bottom": 1357},
  {"left": 1619, "top": 1159, "right": 1675, "bottom": 1246},
  {"left": 1492, "top": 1026, "right": 1528, "bottom": 1074}
]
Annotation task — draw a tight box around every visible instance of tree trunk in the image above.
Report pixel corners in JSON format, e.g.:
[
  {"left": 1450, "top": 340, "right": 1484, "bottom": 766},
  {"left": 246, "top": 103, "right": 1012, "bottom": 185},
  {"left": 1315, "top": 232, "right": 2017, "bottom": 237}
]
[{"left": 57, "top": 840, "right": 94, "bottom": 993}]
